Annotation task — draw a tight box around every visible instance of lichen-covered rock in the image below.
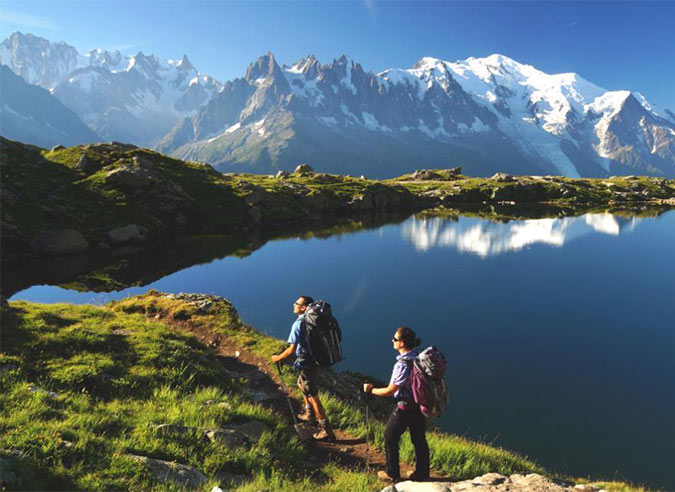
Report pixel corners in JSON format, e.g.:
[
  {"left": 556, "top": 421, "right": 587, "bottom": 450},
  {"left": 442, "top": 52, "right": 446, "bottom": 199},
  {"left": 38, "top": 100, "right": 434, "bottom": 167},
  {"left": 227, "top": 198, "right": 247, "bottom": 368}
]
[
  {"left": 127, "top": 455, "right": 207, "bottom": 488},
  {"left": 29, "top": 229, "right": 89, "bottom": 255}
]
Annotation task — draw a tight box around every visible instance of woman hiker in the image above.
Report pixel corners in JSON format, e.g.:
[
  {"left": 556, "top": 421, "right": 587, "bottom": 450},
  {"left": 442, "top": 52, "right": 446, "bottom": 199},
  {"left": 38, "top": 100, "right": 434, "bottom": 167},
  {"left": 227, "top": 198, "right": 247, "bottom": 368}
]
[{"left": 363, "top": 326, "right": 430, "bottom": 482}]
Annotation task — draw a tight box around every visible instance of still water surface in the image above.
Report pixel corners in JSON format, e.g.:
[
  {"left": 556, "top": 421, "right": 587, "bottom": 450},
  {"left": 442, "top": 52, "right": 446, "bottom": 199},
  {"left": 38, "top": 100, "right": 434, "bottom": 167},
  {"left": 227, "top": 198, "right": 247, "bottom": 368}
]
[{"left": 12, "top": 211, "right": 675, "bottom": 488}]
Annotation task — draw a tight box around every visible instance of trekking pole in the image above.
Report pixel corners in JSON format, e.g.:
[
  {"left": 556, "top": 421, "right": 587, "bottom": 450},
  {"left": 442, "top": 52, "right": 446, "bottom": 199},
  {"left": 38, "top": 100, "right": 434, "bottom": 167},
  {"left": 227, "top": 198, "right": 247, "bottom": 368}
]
[
  {"left": 364, "top": 390, "right": 371, "bottom": 471},
  {"left": 276, "top": 362, "right": 299, "bottom": 426}
]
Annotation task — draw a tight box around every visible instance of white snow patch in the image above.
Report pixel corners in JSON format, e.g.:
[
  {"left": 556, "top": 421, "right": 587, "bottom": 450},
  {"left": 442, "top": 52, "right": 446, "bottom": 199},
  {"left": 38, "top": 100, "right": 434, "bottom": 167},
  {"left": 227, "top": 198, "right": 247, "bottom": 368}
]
[
  {"left": 470, "top": 118, "right": 489, "bottom": 133},
  {"left": 207, "top": 122, "right": 241, "bottom": 143},
  {"left": 340, "top": 104, "right": 358, "bottom": 123},
  {"left": 361, "top": 112, "right": 390, "bottom": 132}
]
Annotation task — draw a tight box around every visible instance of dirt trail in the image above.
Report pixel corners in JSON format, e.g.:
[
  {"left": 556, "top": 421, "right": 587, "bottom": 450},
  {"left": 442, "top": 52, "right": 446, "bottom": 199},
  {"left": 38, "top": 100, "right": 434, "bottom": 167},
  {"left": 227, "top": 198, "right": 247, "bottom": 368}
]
[{"left": 149, "top": 313, "right": 422, "bottom": 478}]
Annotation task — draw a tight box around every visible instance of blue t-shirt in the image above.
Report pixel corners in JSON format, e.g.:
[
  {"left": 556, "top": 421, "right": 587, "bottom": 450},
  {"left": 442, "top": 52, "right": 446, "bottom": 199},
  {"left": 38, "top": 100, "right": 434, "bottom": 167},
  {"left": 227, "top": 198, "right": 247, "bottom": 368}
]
[
  {"left": 389, "top": 348, "right": 419, "bottom": 404},
  {"left": 287, "top": 314, "right": 311, "bottom": 363}
]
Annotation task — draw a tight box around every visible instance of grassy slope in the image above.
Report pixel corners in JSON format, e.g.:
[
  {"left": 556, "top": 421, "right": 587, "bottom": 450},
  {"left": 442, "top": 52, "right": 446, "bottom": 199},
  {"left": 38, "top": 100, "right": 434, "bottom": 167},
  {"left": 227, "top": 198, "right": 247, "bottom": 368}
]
[{"left": 1, "top": 292, "right": 643, "bottom": 491}]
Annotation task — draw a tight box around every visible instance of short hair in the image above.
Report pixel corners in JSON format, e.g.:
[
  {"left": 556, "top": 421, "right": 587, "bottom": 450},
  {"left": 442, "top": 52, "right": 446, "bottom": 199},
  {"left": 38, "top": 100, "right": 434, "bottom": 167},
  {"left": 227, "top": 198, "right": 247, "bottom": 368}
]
[
  {"left": 299, "top": 296, "right": 314, "bottom": 306},
  {"left": 396, "top": 326, "right": 421, "bottom": 349}
]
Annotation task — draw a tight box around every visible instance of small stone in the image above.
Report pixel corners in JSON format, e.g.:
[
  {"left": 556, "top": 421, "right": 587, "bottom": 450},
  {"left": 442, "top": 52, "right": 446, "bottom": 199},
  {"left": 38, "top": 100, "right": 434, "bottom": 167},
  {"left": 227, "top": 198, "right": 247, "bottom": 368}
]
[
  {"left": 360, "top": 175, "right": 367, "bottom": 180},
  {"left": 204, "top": 427, "right": 249, "bottom": 446},
  {"left": 27, "top": 385, "right": 60, "bottom": 398},
  {"left": 275, "top": 170, "right": 289, "bottom": 179},
  {"left": 153, "top": 423, "right": 195, "bottom": 437},
  {"left": 234, "top": 350, "right": 241, "bottom": 358}
]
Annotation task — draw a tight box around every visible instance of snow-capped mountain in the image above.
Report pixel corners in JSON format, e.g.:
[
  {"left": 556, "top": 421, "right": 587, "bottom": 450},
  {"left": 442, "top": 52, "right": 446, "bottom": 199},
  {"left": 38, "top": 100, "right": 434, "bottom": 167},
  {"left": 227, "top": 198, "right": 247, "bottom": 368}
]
[
  {"left": 1, "top": 32, "right": 223, "bottom": 147},
  {"left": 0, "top": 65, "right": 100, "bottom": 148},
  {"left": 161, "top": 52, "right": 675, "bottom": 178},
  {"left": 2, "top": 32, "right": 673, "bottom": 177}
]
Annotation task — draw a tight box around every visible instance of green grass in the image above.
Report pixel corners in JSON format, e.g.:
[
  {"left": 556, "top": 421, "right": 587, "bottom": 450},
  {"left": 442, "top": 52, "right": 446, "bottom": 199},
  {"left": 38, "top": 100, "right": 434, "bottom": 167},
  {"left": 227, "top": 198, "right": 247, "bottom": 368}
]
[
  {"left": 0, "top": 300, "right": 307, "bottom": 491},
  {"left": 0, "top": 293, "right": 650, "bottom": 491}
]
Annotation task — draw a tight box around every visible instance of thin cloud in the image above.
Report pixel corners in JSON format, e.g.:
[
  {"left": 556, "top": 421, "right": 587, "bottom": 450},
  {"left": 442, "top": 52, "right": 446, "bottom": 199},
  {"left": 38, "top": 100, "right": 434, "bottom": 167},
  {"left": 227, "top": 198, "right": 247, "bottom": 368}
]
[
  {"left": 364, "top": 0, "right": 377, "bottom": 20},
  {"left": 1, "top": 8, "right": 60, "bottom": 30},
  {"left": 567, "top": 20, "right": 579, "bottom": 28}
]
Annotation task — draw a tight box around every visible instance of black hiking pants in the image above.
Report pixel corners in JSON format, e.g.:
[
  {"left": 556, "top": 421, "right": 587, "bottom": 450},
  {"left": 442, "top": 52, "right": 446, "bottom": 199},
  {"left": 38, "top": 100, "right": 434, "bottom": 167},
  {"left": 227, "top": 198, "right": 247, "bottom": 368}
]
[{"left": 384, "top": 404, "right": 429, "bottom": 478}]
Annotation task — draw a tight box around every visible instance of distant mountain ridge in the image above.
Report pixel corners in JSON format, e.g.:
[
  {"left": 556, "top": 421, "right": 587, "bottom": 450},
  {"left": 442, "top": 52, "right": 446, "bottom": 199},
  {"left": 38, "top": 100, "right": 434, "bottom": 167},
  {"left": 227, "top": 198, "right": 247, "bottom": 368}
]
[
  {"left": 1, "top": 32, "right": 222, "bottom": 147},
  {"left": 2, "top": 31, "right": 674, "bottom": 178},
  {"left": 163, "top": 52, "right": 675, "bottom": 178},
  {"left": 0, "top": 65, "right": 100, "bottom": 148}
]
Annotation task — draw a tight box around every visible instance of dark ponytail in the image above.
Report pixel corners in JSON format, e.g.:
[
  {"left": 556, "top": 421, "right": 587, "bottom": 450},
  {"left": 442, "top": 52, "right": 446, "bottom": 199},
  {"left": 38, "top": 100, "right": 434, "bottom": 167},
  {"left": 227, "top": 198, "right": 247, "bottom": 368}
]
[{"left": 396, "top": 326, "right": 421, "bottom": 349}]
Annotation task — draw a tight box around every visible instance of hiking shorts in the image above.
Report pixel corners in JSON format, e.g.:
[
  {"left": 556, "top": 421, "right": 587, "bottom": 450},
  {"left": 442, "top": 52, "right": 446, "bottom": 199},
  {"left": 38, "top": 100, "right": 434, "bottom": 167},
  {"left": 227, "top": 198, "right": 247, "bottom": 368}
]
[{"left": 297, "top": 365, "right": 319, "bottom": 397}]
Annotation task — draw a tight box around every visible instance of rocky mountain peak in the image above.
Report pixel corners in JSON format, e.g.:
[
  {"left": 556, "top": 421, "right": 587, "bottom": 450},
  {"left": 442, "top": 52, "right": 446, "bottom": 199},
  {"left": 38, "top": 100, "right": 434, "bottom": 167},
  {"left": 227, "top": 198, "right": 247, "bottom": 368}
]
[
  {"left": 287, "top": 54, "right": 321, "bottom": 78},
  {"left": 177, "top": 54, "right": 195, "bottom": 72},
  {"left": 245, "top": 52, "right": 283, "bottom": 82}
]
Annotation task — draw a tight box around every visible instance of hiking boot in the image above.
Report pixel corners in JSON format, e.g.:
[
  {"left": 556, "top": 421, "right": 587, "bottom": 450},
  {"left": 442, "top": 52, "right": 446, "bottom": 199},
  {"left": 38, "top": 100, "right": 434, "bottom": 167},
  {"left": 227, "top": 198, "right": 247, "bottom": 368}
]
[
  {"left": 406, "top": 471, "right": 429, "bottom": 481},
  {"left": 296, "top": 408, "right": 317, "bottom": 424},
  {"left": 312, "top": 423, "right": 335, "bottom": 441},
  {"left": 377, "top": 471, "right": 400, "bottom": 482}
]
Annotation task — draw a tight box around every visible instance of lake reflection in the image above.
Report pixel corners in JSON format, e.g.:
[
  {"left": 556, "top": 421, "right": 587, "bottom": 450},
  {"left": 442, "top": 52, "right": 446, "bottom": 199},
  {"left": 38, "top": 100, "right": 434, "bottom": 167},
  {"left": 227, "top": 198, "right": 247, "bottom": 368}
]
[
  {"left": 403, "top": 214, "right": 639, "bottom": 256},
  {"left": 8, "top": 210, "right": 675, "bottom": 489}
]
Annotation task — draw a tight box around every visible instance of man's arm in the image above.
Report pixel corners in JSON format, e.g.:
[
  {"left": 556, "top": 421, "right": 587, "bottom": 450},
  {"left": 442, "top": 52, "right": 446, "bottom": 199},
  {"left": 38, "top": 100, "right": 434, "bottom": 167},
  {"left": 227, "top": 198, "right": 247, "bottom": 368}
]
[{"left": 272, "top": 343, "right": 296, "bottom": 364}]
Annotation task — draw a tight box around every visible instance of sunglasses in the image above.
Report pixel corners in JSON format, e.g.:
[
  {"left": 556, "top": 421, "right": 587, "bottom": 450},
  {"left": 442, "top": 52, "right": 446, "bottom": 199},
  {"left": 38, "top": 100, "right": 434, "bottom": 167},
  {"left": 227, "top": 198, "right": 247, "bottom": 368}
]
[{"left": 392, "top": 337, "right": 401, "bottom": 342}]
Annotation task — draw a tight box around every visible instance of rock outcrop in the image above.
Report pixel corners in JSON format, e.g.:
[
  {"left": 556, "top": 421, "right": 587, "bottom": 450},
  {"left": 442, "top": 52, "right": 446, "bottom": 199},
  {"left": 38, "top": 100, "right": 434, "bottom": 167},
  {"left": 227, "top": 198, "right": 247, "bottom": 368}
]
[
  {"left": 380, "top": 473, "right": 605, "bottom": 492},
  {"left": 127, "top": 455, "right": 207, "bottom": 488}
]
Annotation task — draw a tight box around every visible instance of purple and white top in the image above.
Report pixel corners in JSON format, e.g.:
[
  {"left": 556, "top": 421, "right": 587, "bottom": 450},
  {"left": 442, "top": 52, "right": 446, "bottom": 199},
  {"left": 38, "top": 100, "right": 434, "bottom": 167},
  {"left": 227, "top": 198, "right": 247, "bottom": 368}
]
[{"left": 389, "top": 348, "right": 419, "bottom": 408}]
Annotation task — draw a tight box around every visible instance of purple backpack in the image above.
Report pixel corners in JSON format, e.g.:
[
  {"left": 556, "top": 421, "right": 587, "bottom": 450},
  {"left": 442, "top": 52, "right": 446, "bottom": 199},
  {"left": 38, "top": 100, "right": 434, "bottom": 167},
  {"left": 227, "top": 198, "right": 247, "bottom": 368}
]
[{"left": 410, "top": 346, "right": 448, "bottom": 418}]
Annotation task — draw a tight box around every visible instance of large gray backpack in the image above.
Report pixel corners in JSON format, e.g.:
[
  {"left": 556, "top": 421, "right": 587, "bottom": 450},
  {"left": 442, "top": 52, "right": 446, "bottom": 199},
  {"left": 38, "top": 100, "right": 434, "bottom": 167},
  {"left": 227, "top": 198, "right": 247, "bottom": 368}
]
[{"left": 303, "top": 300, "right": 343, "bottom": 367}]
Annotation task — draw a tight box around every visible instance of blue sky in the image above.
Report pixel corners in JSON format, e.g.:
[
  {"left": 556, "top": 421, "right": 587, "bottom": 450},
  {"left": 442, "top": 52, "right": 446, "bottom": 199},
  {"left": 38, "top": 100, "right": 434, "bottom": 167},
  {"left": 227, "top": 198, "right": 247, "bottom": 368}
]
[{"left": 1, "top": 1, "right": 674, "bottom": 110}]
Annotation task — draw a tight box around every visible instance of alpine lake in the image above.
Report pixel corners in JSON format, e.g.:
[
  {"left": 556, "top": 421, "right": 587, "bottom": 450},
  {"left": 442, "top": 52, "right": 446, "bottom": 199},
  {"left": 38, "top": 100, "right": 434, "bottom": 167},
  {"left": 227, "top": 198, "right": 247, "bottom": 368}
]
[{"left": 7, "top": 207, "right": 675, "bottom": 490}]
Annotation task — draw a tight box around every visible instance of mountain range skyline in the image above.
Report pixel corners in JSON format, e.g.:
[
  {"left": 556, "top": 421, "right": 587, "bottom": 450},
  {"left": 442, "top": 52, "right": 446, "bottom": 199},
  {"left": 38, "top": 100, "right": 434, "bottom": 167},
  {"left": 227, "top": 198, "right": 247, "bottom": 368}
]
[
  {"left": 1, "top": 1, "right": 673, "bottom": 111},
  {"left": 2, "top": 30, "right": 674, "bottom": 178}
]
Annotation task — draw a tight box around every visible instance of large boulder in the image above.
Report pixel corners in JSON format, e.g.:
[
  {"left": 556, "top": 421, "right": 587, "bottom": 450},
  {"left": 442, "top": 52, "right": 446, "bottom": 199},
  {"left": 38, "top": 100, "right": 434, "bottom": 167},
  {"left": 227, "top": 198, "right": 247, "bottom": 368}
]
[
  {"left": 29, "top": 229, "right": 89, "bottom": 255},
  {"left": 127, "top": 455, "right": 207, "bottom": 488},
  {"left": 294, "top": 163, "right": 314, "bottom": 174},
  {"left": 105, "top": 224, "right": 148, "bottom": 245}
]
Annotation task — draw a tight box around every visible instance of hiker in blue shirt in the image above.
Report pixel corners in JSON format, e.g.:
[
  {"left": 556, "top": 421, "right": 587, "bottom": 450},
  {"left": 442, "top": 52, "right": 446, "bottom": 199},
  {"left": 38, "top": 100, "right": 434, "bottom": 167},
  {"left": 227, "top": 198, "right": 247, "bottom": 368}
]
[
  {"left": 363, "top": 326, "right": 430, "bottom": 482},
  {"left": 271, "top": 295, "right": 335, "bottom": 441}
]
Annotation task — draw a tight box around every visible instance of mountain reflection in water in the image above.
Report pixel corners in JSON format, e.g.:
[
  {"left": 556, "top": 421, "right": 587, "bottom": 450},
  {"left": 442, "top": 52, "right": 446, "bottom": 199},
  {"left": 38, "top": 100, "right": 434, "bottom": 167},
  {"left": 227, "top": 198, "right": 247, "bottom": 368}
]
[{"left": 403, "top": 213, "right": 640, "bottom": 256}]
